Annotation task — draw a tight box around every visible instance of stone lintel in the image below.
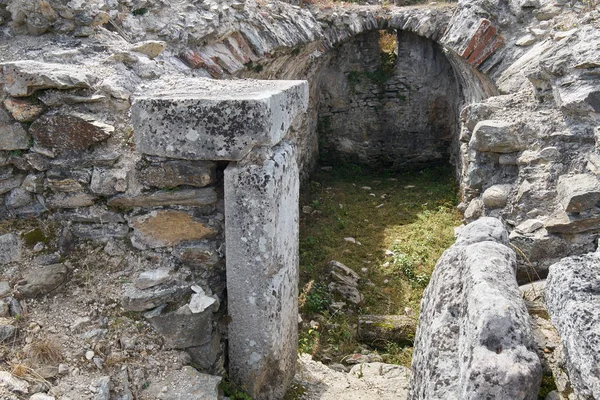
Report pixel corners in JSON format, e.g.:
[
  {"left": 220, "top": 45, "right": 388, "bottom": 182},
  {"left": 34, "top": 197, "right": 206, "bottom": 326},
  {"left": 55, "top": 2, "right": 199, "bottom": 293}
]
[
  {"left": 225, "top": 142, "right": 299, "bottom": 399},
  {"left": 132, "top": 78, "right": 308, "bottom": 161}
]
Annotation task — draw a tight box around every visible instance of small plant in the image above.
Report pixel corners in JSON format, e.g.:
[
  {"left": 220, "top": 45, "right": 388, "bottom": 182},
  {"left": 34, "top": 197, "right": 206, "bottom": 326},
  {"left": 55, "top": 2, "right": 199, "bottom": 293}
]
[
  {"left": 300, "top": 282, "right": 331, "bottom": 314},
  {"left": 26, "top": 338, "right": 63, "bottom": 364},
  {"left": 219, "top": 376, "right": 253, "bottom": 400},
  {"left": 298, "top": 327, "right": 320, "bottom": 355}
]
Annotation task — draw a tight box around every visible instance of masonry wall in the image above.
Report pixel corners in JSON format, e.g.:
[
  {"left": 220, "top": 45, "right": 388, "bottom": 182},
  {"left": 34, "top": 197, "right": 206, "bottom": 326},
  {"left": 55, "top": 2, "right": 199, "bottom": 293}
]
[{"left": 317, "top": 30, "right": 460, "bottom": 170}]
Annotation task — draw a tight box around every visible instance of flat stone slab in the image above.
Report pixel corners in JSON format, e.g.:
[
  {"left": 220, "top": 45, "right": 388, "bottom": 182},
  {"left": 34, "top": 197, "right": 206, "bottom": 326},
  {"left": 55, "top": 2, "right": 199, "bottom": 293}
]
[{"left": 132, "top": 78, "right": 308, "bottom": 161}]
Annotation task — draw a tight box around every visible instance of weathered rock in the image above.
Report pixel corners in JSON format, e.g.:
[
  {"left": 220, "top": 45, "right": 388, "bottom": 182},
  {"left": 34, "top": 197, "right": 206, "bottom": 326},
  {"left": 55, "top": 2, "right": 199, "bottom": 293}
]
[
  {"left": 94, "top": 376, "right": 110, "bottom": 400},
  {"left": 172, "top": 242, "right": 222, "bottom": 268},
  {"left": 0, "top": 122, "right": 30, "bottom": 150},
  {"left": 464, "top": 197, "right": 483, "bottom": 221},
  {"left": 53, "top": 207, "right": 125, "bottom": 224},
  {"left": 546, "top": 253, "right": 600, "bottom": 399},
  {"left": 135, "top": 268, "right": 172, "bottom": 290},
  {"left": 129, "top": 210, "right": 217, "bottom": 249},
  {"left": 137, "top": 160, "right": 216, "bottom": 188},
  {"left": 514, "top": 219, "right": 544, "bottom": 234},
  {"left": 46, "top": 192, "right": 96, "bottom": 209},
  {"left": 0, "top": 371, "right": 29, "bottom": 393},
  {"left": 15, "top": 264, "right": 68, "bottom": 298},
  {"left": 357, "top": 315, "right": 415, "bottom": 345},
  {"left": 5, "top": 187, "right": 32, "bottom": 209},
  {"left": 133, "top": 78, "right": 308, "bottom": 161},
  {"left": 187, "top": 332, "right": 222, "bottom": 371},
  {"left": 90, "top": 167, "right": 127, "bottom": 195},
  {"left": 0, "top": 320, "right": 16, "bottom": 342},
  {"left": 409, "top": 217, "right": 541, "bottom": 399},
  {"left": 330, "top": 260, "right": 360, "bottom": 287},
  {"left": 29, "top": 114, "right": 114, "bottom": 156},
  {"left": 130, "top": 41, "right": 167, "bottom": 59},
  {"left": 482, "top": 184, "right": 512, "bottom": 209},
  {"left": 141, "top": 366, "right": 221, "bottom": 400},
  {"left": 0, "top": 233, "right": 21, "bottom": 264},
  {"left": 70, "top": 223, "right": 129, "bottom": 240},
  {"left": 556, "top": 174, "right": 600, "bottom": 213},
  {"left": 0, "top": 175, "right": 24, "bottom": 195},
  {"left": 147, "top": 304, "right": 213, "bottom": 349},
  {"left": 544, "top": 211, "right": 600, "bottom": 234},
  {"left": 3, "top": 98, "right": 44, "bottom": 122},
  {"left": 108, "top": 188, "right": 217, "bottom": 209},
  {"left": 1, "top": 61, "right": 95, "bottom": 97},
  {"left": 225, "top": 143, "right": 299, "bottom": 399},
  {"left": 469, "top": 120, "right": 525, "bottom": 153},
  {"left": 121, "top": 283, "right": 190, "bottom": 312}
]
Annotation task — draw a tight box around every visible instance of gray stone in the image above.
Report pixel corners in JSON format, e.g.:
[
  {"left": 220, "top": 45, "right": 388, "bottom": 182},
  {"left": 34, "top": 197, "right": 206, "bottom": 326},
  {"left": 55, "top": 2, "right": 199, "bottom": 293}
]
[
  {"left": 94, "top": 376, "right": 110, "bottom": 400},
  {"left": 0, "top": 322, "right": 16, "bottom": 342},
  {"left": 546, "top": 253, "right": 600, "bottom": 399},
  {"left": 3, "top": 98, "right": 44, "bottom": 122},
  {"left": 357, "top": 315, "right": 415, "bottom": 345},
  {"left": 515, "top": 219, "right": 544, "bottom": 234},
  {"left": 147, "top": 304, "right": 213, "bottom": 349},
  {"left": 225, "top": 142, "right": 299, "bottom": 399},
  {"left": 0, "top": 282, "right": 10, "bottom": 297},
  {"left": 544, "top": 211, "right": 600, "bottom": 233},
  {"left": 90, "top": 167, "right": 127, "bottom": 195},
  {"left": 141, "top": 366, "right": 221, "bottom": 400},
  {"left": 137, "top": 160, "right": 216, "bottom": 188},
  {"left": 187, "top": 332, "right": 222, "bottom": 371},
  {"left": 469, "top": 120, "right": 525, "bottom": 153},
  {"left": 0, "top": 123, "right": 30, "bottom": 150},
  {"left": 108, "top": 188, "right": 217, "bottom": 209},
  {"left": 464, "top": 197, "right": 484, "bottom": 221},
  {"left": 70, "top": 223, "right": 129, "bottom": 240},
  {"left": 482, "top": 184, "right": 512, "bottom": 209},
  {"left": 53, "top": 207, "right": 125, "bottom": 224},
  {"left": 22, "top": 174, "right": 44, "bottom": 193},
  {"left": 135, "top": 268, "right": 172, "bottom": 290},
  {"left": 0, "top": 234, "right": 21, "bottom": 264},
  {"left": 0, "top": 175, "right": 24, "bottom": 195},
  {"left": 46, "top": 192, "right": 96, "bottom": 209},
  {"left": 121, "top": 283, "right": 190, "bottom": 312},
  {"left": 409, "top": 218, "right": 541, "bottom": 399},
  {"left": 1, "top": 61, "right": 95, "bottom": 97},
  {"left": 15, "top": 264, "right": 68, "bottom": 298},
  {"left": 5, "top": 187, "right": 32, "bottom": 209},
  {"left": 132, "top": 78, "right": 308, "bottom": 161},
  {"left": 556, "top": 174, "right": 600, "bottom": 213}
]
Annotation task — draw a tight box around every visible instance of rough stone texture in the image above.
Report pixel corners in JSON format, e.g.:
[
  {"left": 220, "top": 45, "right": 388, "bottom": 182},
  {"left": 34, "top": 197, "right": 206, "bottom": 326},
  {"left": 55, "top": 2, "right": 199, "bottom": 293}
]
[
  {"left": 357, "top": 315, "right": 415, "bottom": 346},
  {"left": 129, "top": 210, "right": 217, "bottom": 249},
  {"left": 546, "top": 253, "right": 600, "bottom": 399},
  {"left": 133, "top": 78, "right": 308, "bottom": 161},
  {"left": 295, "top": 355, "right": 410, "bottom": 400},
  {"left": 469, "top": 120, "right": 525, "bottom": 153},
  {"left": 225, "top": 142, "right": 299, "bottom": 400},
  {"left": 15, "top": 264, "right": 68, "bottom": 298},
  {"left": 0, "top": 233, "right": 21, "bottom": 265},
  {"left": 147, "top": 304, "right": 213, "bottom": 349},
  {"left": 482, "top": 184, "right": 512, "bottom": 209},
  {"left": 108, "top": 188, "right": 217, "bottom": 209},
  {"left": 556, "top": 174, "right": 600, "bottom": 213},
  {"left": 317, "top": 30, "right": 459, "bottom": 169},
  {"left": 137, "top": 160, "right": 217, "bottom": 188},
  {"left": 409, "top": 217, "right": 541, "bottom": 399},
  {"left": 121, "top": 283, "right": 190, "bottom": 312},
  {"left": 0, "top": 61, "right": 95, "bottom": 97},
  {"left": 0, "top": 122, "right": 30, "bottom": 150},
  {"left": 140, "top": 366, "right": 222, "bottom": 400},
  {"left": 29, "top": 114, "right": 114, "bottom": 156},
  {"left": 3, "top": 98, "right": 44, "bottom": 122}
]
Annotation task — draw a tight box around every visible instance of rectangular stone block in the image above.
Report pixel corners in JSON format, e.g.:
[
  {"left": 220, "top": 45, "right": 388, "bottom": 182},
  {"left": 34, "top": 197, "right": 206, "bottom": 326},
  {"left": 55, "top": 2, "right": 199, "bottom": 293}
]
[
  {"left": 132, "top": 78, "right": 308, "bottom": 161},
  {"left": 225, "top": 142, "right": 299, "bottom": 399}
]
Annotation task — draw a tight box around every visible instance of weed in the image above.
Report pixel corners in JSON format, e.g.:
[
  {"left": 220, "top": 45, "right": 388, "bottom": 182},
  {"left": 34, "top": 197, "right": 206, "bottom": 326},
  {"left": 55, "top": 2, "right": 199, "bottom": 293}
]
[
  {"left": 298, "top": 327, "right": 320, "bottom": 355},
  {"left": 298, "top": 165, "right": 460, "bottom": 365},
  {"left": 26, "top": 338, "right": 63, "bottom": 364},
  {"left": 219, "top": 376, "right": 253, "bottom": 400}
]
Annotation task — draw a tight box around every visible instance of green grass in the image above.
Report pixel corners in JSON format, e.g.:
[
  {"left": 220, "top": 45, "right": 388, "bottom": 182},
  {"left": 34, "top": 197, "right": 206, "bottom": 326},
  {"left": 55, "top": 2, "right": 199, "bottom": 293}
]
[{"left": 298, "top": 164, "right": 461, "bottom": 366}]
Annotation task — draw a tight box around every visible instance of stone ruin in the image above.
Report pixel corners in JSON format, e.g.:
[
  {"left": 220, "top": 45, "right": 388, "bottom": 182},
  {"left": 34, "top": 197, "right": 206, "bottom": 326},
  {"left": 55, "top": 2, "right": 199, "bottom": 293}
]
[{"left": 0, "top": 0, "right": 599, "bottom": 399}]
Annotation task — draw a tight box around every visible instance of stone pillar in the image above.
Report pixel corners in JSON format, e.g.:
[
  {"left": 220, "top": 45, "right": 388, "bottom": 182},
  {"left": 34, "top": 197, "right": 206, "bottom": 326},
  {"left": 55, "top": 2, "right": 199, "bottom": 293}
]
[
  {"left": 225, "top": 142, "right": 299, "bottom": 399},
  {"left": 132, "top": 78, "right": 308, "bottom": 399}
]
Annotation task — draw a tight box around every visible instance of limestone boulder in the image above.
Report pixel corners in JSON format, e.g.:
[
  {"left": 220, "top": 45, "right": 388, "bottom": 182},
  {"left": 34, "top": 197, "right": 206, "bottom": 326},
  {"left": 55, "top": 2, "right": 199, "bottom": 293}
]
[
  {"left": 146, "top": 304, "right": 214, "bottom": 349},
  {"left": 137, "top": 160, "right": 216, "bottom": 188},
  {"left": 0, "top": 233, "right": 21, "bottom": 265},
  {"left": 409, "top": 217, "right": 541, "bottom": 399},
  {"left": 556, "top": 174, "right": 600, "bottom": 213},
  {"left": 15, "top": 264, "right": 68, "bottom": 298},
  {"left": 482, "top": 184, "right": 513, "bottom": 209},
  {"left": 469, "top": 120, "right": 525, "bottom": 153},
  {"left": 546, "top": 253, "right": 600, "bottom": 399},
  {"left": 1, "top": 61, "right": 95, "bottom": 97},
  {"left": 140, "top": 366, "right": 222, "bottom": 400}
]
